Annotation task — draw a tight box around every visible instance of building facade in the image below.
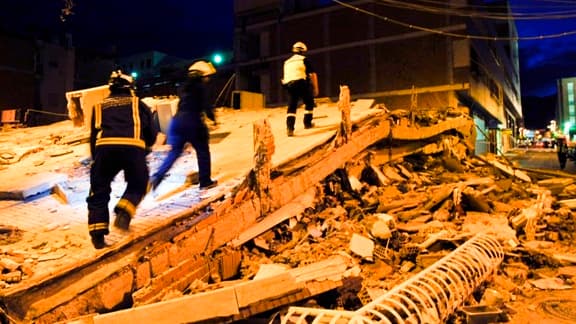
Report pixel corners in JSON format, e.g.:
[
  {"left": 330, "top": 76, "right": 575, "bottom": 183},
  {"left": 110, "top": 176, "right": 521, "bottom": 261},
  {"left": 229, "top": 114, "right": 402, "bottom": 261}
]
[
  {"left": 557, "top": 77, "right": 576, "bottom": 139},
  {"left": 0, "top": 32, "right": 118, "bottom": 126},
  {"left": 0, "top": 33, "right": 75, "bottom": 125},
  {"left": 233, "top": 0, "right": 522, "bottom": 153}
]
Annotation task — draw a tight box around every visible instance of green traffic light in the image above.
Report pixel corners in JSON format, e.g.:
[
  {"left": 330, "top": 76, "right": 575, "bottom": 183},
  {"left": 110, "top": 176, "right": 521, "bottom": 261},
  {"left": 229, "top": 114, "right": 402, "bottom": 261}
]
[{"left": 212, "top": 53, "right": 223, "bottom": 65}]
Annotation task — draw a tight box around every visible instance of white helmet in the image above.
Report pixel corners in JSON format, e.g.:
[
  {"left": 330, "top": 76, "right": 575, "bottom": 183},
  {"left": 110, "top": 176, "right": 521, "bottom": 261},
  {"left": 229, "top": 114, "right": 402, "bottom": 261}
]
[
  {"left": 108, "top": 69, "right": 135, "bottom": 90},
  {"left": 188, "top": 60, "right": 217, "bottom": 78},
  {"left": 292, "top": 41, "right": 307, "bottom": 53}
]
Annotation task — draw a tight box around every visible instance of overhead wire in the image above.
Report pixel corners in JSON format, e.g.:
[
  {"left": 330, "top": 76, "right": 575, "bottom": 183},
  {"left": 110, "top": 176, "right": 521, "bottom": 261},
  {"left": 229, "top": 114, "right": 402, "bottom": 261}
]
[
  {"left": 372, "top": 0, "right": 576, "bottom": 20},
  {"left": 331, "top": 0, "right": 576, "bottom": 41},
  {"left": 385, "top": 0, "right": 576, "bottom": 11}
]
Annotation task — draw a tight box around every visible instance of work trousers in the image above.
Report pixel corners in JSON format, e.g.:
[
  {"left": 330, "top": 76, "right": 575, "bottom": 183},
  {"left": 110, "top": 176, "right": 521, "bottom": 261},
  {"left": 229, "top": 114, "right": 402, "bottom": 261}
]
[
  {"left": 153, "top": 120, "right": 212, "bottom": 187},
  {"left": 87, "top": 146, "right": 149, "bottom": 237},
  {"left": 285, "top": 79, "right": 315, "bottom": 130}
]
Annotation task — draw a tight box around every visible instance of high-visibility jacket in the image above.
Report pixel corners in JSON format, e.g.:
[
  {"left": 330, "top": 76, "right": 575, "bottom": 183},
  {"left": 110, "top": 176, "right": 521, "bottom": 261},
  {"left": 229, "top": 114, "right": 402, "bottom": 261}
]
[
  {"left": 282, "top": 54, "right": 314, "bottom": 85},
  {"left": 90, "top": 93, "right": 158, "bottom": 157}
]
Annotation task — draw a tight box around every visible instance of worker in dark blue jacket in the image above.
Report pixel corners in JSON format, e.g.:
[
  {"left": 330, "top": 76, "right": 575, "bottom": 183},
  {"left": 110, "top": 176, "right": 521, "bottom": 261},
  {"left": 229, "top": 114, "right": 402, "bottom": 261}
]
[
  {"left": 150, "top": 60, "right": 218, "bottom": 192},
  {"left": 87, "top": 70, "right": 158, "bottom": 249}
]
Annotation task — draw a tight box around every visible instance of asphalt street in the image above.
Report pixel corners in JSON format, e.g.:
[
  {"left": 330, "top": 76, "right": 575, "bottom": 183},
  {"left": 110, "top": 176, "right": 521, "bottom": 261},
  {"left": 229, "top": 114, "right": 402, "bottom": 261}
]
[{"left": 505, "top": 147, "right": 576, "bottom": 174}]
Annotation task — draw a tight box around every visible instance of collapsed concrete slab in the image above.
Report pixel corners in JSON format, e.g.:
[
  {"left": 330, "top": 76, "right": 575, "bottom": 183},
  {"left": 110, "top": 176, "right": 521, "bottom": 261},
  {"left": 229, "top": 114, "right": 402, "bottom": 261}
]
[{"left": 0, "top": 87, "right": 479, "bottom": 322}]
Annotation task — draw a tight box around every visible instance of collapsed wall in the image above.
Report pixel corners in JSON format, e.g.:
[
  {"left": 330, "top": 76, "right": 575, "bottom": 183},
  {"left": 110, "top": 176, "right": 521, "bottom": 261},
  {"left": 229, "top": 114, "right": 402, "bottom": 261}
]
[{"left": 14, "top": 88, "right": 485, "bottom": 323}]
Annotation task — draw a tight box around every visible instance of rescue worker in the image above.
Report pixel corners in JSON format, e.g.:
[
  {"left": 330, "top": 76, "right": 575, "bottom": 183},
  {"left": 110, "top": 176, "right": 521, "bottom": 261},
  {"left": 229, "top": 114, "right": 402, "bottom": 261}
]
[
  {"left": 281, "top": 41, "right": 319, "bottom": 137},
  {"left": 87, "top": 69, "right": 158, "bottom": 249},
  {"left": 150, "top": 60, "right": 218, "bottom": 192},
  {"left": 557, "top": 134, "right": 568, "bottom": 169}
]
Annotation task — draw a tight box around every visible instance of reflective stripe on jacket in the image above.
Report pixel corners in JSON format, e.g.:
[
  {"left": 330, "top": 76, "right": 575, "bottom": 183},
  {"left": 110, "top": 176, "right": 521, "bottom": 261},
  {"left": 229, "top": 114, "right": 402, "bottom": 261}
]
[{"left": 92, "top": 95, "right": 150, "bottom": 150}]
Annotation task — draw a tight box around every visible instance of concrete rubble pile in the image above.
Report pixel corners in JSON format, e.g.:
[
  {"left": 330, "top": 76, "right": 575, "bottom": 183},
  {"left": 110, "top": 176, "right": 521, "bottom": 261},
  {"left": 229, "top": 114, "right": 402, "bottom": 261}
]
[
  {"left": 1, "top": 101, "right": 576, "bottom": 323},
  {"left": 206, "top": 145, "right": 576, "bottom": 323},
  {"left": 89, "top": 108, "right": 576, "bottom": 323},
  {"left": 229, "top": 114, "right": 566, "bottom": 323}
]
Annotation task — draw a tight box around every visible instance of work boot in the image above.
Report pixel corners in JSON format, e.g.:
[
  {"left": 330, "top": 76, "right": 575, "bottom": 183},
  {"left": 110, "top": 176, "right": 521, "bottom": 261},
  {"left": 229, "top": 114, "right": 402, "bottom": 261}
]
[
  {"left": 286, "top": 115, "right": 296, "bottom": 132},
  {"left": 199, "top": 179, "right": 218, "bottom": 190},
  {"left": 90, "top": 233, "right": 107, "bottom": 249},
  {"left": 113, "top": 209, "right": 131, "bottom": 230},
  {"left": 304, "top": 112, "right": 314, "bottom": 129}
]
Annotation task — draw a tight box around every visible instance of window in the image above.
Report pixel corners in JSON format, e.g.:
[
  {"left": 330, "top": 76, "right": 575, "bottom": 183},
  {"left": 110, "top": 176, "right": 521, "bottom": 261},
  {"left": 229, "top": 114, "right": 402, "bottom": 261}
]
[{"left": 489, "top": 78, "right": 500, "bottom": 101}]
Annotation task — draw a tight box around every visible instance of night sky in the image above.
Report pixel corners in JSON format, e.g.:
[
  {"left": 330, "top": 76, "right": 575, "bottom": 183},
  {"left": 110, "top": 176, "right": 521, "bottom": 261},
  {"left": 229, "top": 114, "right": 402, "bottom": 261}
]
[
  {"left": 0, "top": 0, "right": 574, "bottom": 127},
  {"left": 511, "top": 0, "right": 576, "bottom": 97},
  {"left": 0, "top": 1, "right": 235, "bottom": 59}
]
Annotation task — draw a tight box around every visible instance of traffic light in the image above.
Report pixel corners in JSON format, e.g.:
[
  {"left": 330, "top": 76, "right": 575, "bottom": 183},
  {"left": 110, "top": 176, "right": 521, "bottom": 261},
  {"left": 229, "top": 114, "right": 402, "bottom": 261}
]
[{"left": 211, "top": 53, "right": 224, "bottom": 65}]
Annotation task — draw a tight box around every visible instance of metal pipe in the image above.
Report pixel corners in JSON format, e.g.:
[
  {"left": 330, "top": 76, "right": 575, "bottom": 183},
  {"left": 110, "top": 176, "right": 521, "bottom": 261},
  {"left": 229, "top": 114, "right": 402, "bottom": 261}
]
[
  {"left": 352, "top": 233, "right": 503, "bottom": 323},
  {"left": 281, "top": 233, "right": 503, "bottom": 324}
]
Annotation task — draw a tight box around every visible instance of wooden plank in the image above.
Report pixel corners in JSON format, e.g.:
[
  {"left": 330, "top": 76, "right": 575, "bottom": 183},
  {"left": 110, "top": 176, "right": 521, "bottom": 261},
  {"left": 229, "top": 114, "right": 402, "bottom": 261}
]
[{"left": 93, "top": 286, "right": 239, "bottom": 324}]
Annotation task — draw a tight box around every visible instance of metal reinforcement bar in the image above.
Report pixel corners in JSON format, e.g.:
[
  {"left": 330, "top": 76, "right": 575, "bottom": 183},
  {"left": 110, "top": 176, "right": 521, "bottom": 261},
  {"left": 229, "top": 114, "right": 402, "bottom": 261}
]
[{"left": 282, "top": 233, "right": 503, "bottom": 324}]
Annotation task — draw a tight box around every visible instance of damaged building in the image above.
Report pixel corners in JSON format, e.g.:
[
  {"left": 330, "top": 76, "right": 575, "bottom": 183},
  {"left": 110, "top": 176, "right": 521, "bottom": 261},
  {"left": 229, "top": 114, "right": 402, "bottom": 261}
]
[
  {"left": 2, "top": 1, "right": 576, "bottom": 324},
  {"left": 1, "top": 87, "right": 576, "bottom": 323},
  {"left": 233, "top": 0, "right": 522, "bottom": 154}
]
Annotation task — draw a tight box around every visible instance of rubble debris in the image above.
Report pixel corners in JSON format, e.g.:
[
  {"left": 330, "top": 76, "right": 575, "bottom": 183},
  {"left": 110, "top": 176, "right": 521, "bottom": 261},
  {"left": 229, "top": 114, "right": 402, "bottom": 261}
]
[
  {"left": 479, "top": 155, "right": 532, "bottom": 182},
  {"left": 529, "top": 277, "right": 572, "bottom": 290},
  {"left": 0, "top": 225, "right": 22, "bottom": 245},
  {"left": 460, "top": 305, "right": 502, "bottom": 324},
  {"left": 349, "top": 233, "right": 374, "bottom": 261},
  {"left": 4, "top": 91, "right": 576, "bottom": 324},
  {"left": 284, "top": 234, "right": 503, "bottom": 323}
]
